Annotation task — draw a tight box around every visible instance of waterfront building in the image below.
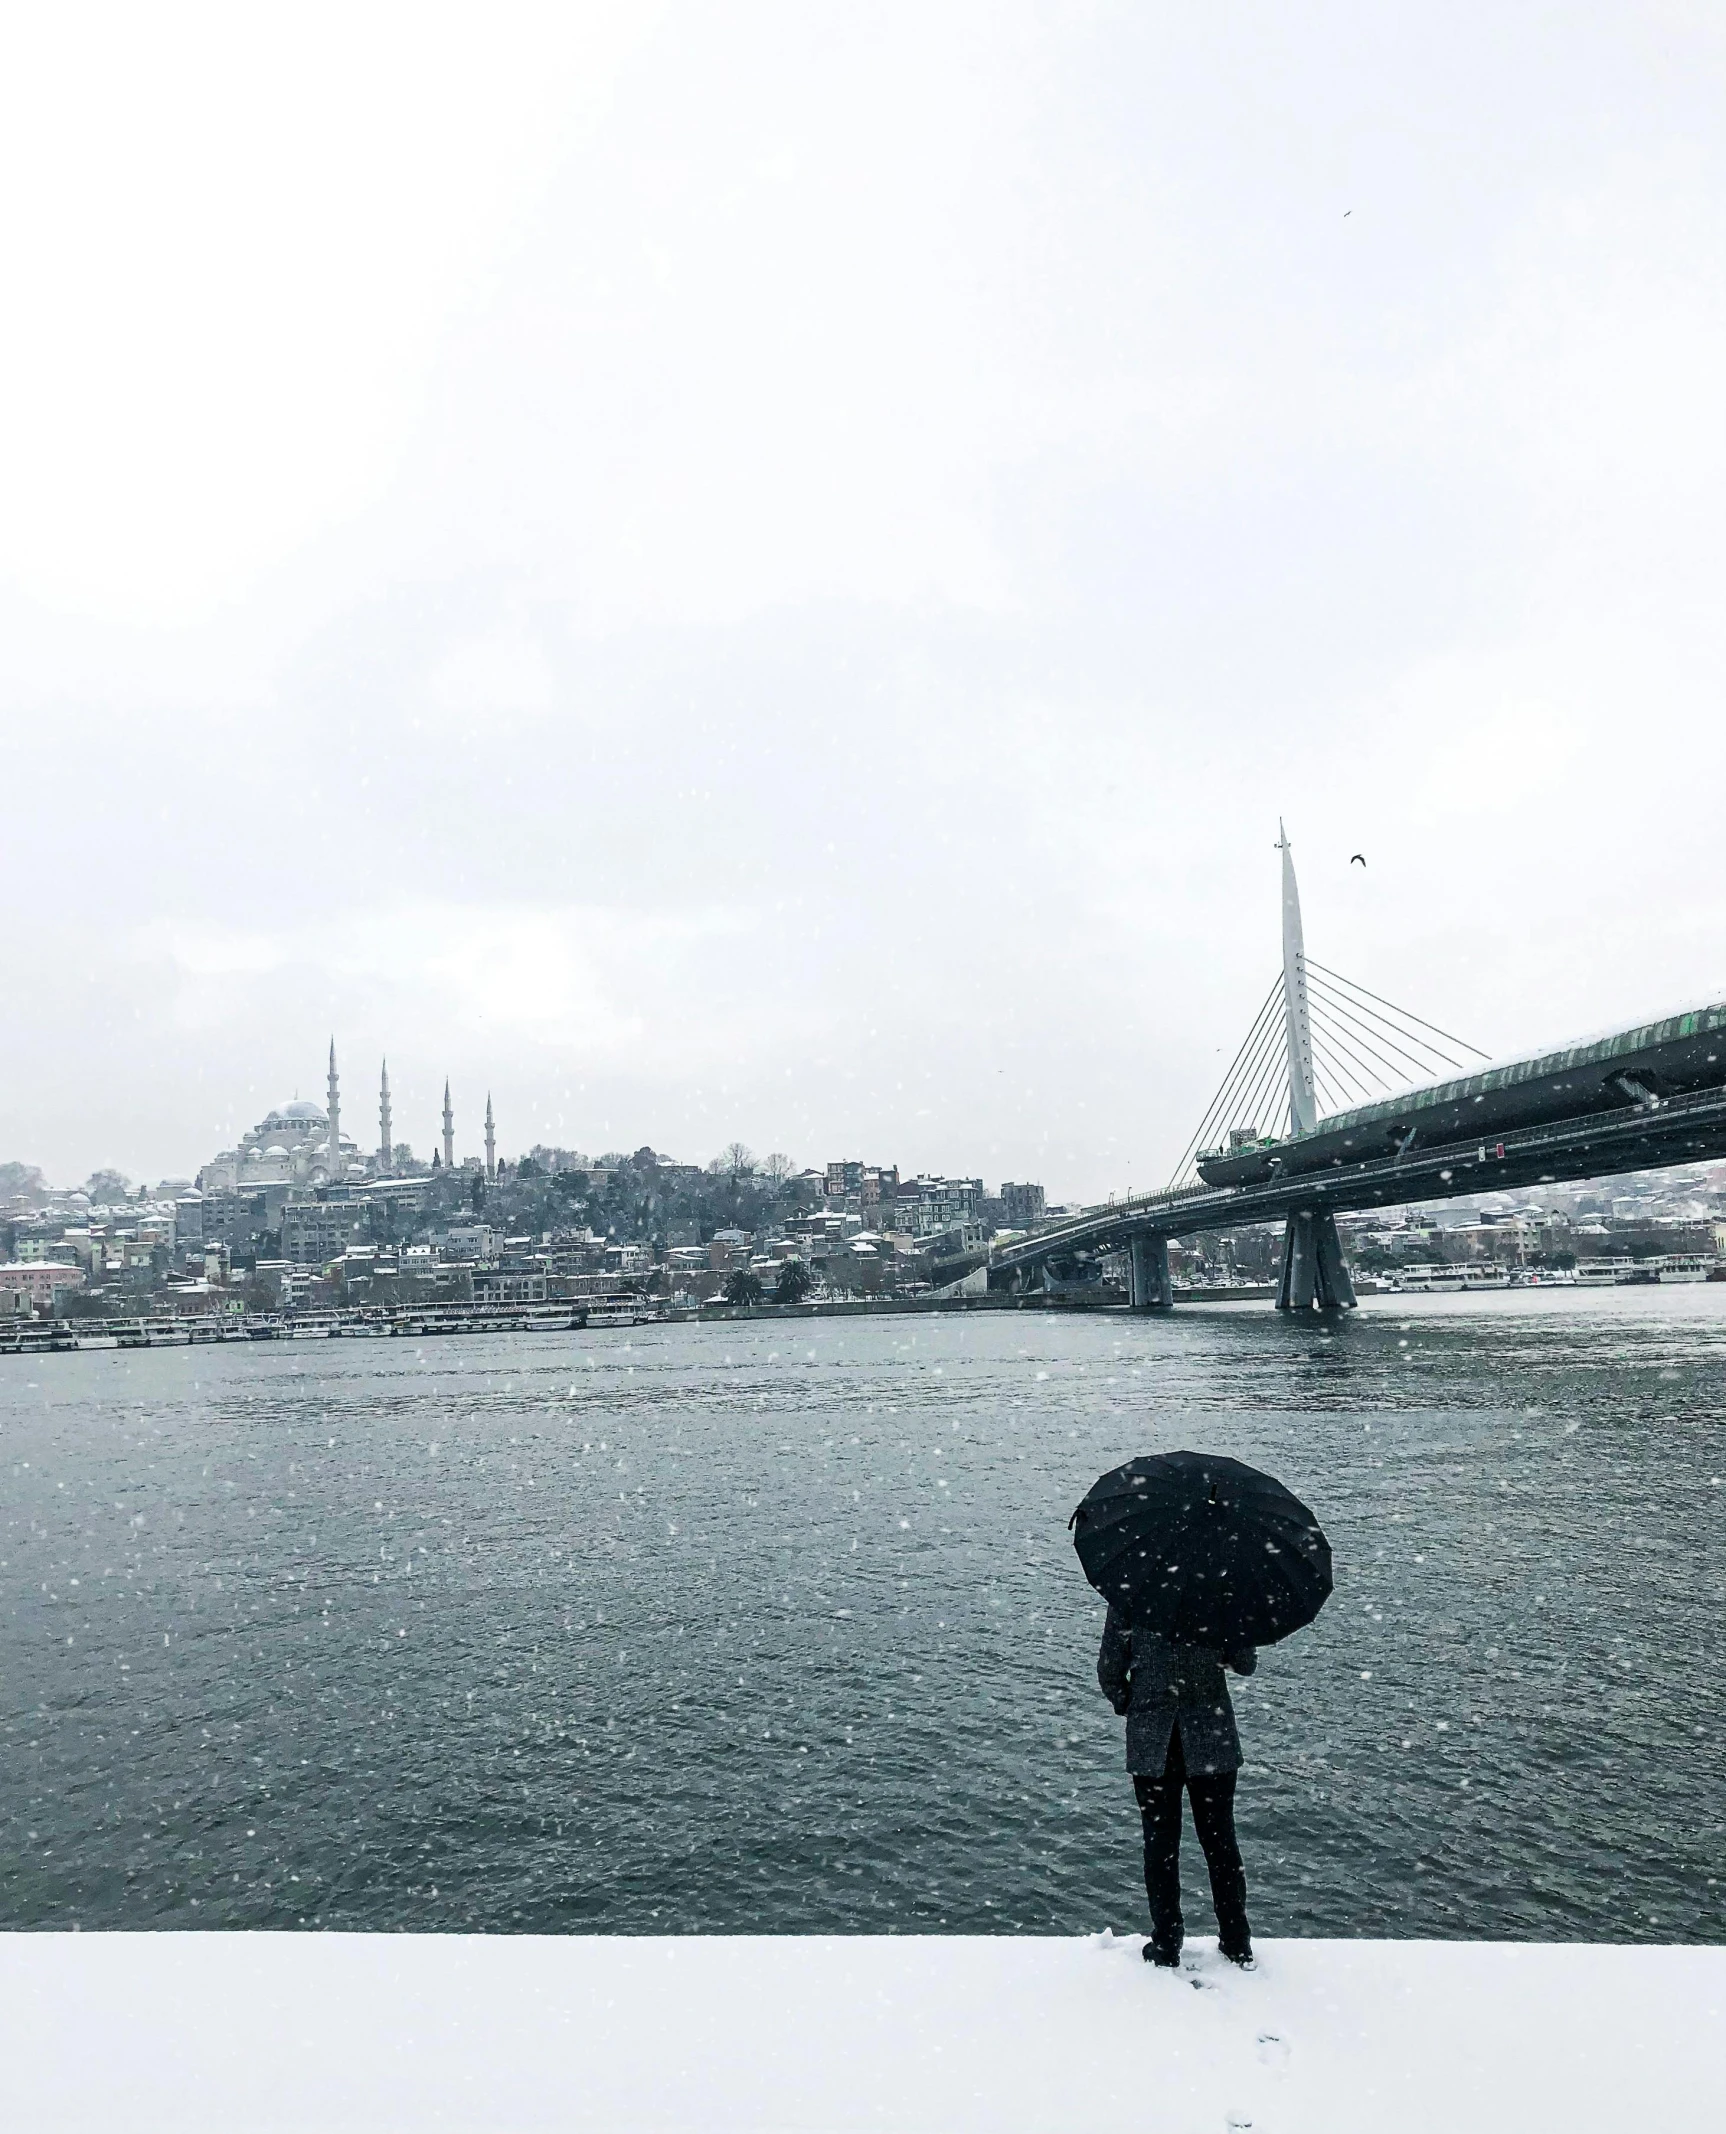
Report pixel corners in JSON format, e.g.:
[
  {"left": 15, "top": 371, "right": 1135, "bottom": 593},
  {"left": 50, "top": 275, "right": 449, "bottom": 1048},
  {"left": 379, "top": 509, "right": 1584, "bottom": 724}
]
[
  {"left": 173, "top": 1191, "right": 204, "bottom": 1248},
  {"left": 201, "top": 1183, "right": 292, "bottom": 1254},
  {"left": 897, "top": 1176, "right": 986, "bottom": 1238},
  {"left": 0, "top": 1262, "right": 84, "bottom": 1313},
  {"left": 473, "top": 1265, "right": 548, "bottom": 1305},
  {"left": 820, "top": 1161, "right": 898, "bottom": 1220},
  {"left": 707, "top": 1228, "right": 751, "bottom": 1274},
  {"left": 1000, "top": 1181, "right": 1046, "bottom": 1227},
  {"left": 861, "top": 1166, "right": 898, "bottom": 1220},
  {"left": 281, "top": 1200, "right": 372, "bottom": 1269}
]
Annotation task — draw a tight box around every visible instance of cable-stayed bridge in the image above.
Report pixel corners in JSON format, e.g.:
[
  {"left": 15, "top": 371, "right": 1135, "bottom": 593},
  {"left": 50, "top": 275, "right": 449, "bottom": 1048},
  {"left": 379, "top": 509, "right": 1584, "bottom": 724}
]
[{"left": 991, "top": 828, "right": 1726, "bottom": 1310}]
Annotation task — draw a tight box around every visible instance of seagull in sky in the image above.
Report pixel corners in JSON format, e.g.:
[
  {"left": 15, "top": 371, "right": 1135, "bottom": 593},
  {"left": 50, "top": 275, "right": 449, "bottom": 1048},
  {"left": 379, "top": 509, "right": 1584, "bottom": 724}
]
[{"left": 1351, "top": 853, "right": 1366, "bottom": 866}]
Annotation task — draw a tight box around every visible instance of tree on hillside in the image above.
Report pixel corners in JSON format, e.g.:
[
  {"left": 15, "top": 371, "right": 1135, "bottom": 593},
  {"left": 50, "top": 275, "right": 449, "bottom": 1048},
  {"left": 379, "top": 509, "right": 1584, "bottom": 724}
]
[
  {"left": 83, "top": 1169, "right": 131, "bottom": 1204},
  {"left": 723, "top": 1267, "right": 764, "bottom": 1306},
  {"left": 773, "top": 1258, "right": 812, "bottom": 1304},
  {"left": 0, "top": 1161, "right": 47, "bottom": 1206}
]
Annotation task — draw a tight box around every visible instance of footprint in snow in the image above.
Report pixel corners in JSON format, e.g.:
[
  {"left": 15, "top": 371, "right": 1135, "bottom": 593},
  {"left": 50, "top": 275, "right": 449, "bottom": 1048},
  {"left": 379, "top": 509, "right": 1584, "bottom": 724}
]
[{"left": 1256, "top": 2031, "right": 1291, "bottom": 2070}]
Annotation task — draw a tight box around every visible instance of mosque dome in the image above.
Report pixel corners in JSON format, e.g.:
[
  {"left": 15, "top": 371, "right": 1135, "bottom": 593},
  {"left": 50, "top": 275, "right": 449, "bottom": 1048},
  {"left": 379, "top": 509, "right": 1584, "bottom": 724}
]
[
  {"left": 264, "top": 1144, "right": 289, "bottom": 1159},
  {"left": 274, "top": 1100, "right": 328, "bottom": 1125}
]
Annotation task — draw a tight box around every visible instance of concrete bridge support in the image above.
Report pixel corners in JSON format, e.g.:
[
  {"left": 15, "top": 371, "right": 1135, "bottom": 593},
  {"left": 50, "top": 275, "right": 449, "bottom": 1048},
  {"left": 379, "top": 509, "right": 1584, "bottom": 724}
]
[
  {"left": 1277, "top": 1209, "right": 1357, "bottom": 1311},
  {"left": 1128, "top": 1235, "right": 1174, "bottom": 1311}
]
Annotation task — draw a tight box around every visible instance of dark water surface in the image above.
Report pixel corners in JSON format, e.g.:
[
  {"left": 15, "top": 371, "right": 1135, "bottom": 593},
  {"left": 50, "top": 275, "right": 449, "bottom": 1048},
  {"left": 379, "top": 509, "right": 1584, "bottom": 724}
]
[{"left": 3, "top": 1295, "right": 1722, "bottom": 1939}]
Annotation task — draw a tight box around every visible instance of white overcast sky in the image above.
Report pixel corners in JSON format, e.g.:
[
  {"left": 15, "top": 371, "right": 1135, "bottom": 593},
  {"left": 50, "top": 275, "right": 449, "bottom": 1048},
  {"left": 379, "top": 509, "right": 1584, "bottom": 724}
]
[{"left": 4, "top": 2, "right": 1724, "bottom": 1198}]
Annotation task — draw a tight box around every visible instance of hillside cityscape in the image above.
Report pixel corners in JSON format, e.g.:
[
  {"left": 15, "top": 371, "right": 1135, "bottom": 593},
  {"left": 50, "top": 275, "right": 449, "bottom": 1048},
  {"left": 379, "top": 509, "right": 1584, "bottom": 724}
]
[{"left": 5, "top": 1044, "right": 1726, "bottom": 1324}]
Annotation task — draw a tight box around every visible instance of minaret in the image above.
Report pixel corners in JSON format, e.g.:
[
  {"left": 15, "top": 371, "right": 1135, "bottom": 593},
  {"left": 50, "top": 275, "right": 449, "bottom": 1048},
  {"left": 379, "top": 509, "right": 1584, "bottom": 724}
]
[
  {"left": 327, "top": 1039, "right": 343, "bottom": 1177},
  {"left": 484, "top": 1093, "right": 496, "bottom": 1181},
  {"left": 1276, "top": 821, "right": 1319, "bottom": 1137},
  {"left": 442, "top": 1080, "right": 454, "bottom": 1171},
  {"left": 378, "top": 1060, "right": 392, "bottom": 1173}
]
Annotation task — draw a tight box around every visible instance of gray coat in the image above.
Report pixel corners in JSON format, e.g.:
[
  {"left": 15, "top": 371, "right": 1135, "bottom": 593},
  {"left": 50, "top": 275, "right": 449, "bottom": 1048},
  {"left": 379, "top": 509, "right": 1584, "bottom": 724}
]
[{"left": 1096, "top": 1605, "right": 1257, "bottom": 1776}]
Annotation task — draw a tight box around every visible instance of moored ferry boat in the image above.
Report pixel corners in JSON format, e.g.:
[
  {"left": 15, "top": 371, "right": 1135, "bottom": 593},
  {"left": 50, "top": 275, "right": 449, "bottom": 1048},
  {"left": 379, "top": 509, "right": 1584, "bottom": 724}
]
[
  {"left": 1394, "top": 1263, "right": 1512, "bottom": 1293},
  {"left": 1656, "top": 1254, "right": 1718, "bottom": 1283}
]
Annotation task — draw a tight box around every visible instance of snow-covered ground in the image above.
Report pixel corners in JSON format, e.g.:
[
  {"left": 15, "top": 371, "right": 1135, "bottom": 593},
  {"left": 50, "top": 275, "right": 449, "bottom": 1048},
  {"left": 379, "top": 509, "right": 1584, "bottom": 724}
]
[{"left": 2, "top": 1933, "right": 1719, "bottom": 2132}]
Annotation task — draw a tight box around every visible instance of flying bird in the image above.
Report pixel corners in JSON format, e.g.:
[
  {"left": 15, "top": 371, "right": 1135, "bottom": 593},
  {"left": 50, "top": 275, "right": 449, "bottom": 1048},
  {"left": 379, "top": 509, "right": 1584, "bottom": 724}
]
[
  {"left": 1350, "top": 853, "right": 1366, "bottom": 866},
  {"left": 1343, "top": 209, "right": 1352, "bottom": 218}
]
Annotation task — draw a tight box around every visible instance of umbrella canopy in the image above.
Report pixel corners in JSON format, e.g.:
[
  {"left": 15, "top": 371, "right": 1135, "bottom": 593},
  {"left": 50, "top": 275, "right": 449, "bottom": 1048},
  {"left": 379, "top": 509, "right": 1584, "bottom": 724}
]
[{"left": 1071, "top": 1450, "right": 1331, "bottom": 1649}]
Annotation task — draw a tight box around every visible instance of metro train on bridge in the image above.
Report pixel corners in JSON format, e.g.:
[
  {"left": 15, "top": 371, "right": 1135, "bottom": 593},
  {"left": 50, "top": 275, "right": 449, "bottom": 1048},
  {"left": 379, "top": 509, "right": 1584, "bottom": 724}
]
[{"left": 1196, "top": 997, "right": 1726, "bottom": 1189}]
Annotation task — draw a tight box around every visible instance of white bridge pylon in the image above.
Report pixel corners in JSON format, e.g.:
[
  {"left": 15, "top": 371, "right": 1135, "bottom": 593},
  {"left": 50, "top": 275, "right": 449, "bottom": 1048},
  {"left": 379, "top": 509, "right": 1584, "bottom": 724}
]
[
  {"left": 1278, "top": 819, "right": 1319, "bottom": 1139},
  {"left": 1155, "top": 826, "right": 1490, "bottom": 1310},
  {"left": 1168, "top": 828, "right": 1488, "bottom": 1196}
]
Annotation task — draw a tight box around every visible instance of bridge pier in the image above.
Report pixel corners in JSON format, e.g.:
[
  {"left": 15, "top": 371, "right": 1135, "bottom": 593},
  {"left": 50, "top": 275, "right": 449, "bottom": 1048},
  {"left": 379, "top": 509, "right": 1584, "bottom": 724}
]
[
  {"left": 1128, "top": 1235, "right": 1174, "bottom": 1311},
  {"left": 1277, "top": 1209, "right": 1357, "bottom": 1311}
]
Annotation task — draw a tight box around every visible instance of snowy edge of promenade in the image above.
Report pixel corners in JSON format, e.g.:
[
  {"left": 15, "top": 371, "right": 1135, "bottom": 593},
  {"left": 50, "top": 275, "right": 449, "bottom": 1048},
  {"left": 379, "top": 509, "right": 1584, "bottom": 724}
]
[{"left": 3, "top": 1932, "right": 1719, "bottom": 2133}]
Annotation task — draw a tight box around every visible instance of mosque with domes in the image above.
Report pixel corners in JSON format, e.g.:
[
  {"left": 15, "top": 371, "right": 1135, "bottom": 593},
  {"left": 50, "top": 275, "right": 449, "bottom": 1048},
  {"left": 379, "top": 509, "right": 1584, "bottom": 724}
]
[
  {"left": 196, "top": 1044, "right": 494, "bottom": 1196},
  {"left": 197, "top": 1099, "right": 348, "bottom": 1193}
]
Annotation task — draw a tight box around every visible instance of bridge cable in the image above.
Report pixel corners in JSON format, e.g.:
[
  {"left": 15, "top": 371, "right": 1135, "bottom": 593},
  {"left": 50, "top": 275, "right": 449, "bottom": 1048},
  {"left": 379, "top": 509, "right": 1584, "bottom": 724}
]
[
  {"left": 1169, "top": 1000, "right": 1295, "bottom": 1191},
  {"left": 1168, "top": 957, "right": 1493, "bottom": 1195},
  {"left": 1165, "top": 956, "right": 1491, "bottom": 1195},
  {"left": 1301, "top": 965, "right": 1469, "bottom": 1087},
  {"left": 1304, "top": 981, "right": 1473, "bottom": 1084},
  {"left": 1205, "top": 990, "right": 1289, "bottom": 1137},
  {"left": 1164, "top": 977, "right": 1286, "bottom": 1190},
  {"left": 1166, "top": 1002, "right": 1285, "bottom": 1190},
  {"left": 1303, "top": 985, "right": 1435, "bottom": 1092},
  {"left": 1234, "top": 1025, "right": 1295, "bottom": 1141},
  {"left": 1305, "top": 956, "right": 1489, "bottom": 1058},
  {"left": 1176, "top": 978, "right": 1283, "bottom": 1151},
  {"left": 1304, "top": 958, "right": 1488, "bottom": 1066},
  {"left": 1308, "top": 1031, "right": 1374, "bottom": 1112},
  {"left": 1305, "top": 993, "right": 1472, "bottom": 1096},
  {"left": 1311, "top": 1024, "right": 1380, "bottom": 1105}
]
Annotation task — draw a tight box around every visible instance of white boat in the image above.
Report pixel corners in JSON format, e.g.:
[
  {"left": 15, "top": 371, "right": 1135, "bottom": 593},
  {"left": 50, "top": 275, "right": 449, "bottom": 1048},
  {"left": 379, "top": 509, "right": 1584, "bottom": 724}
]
[
  {"left": 1654, "top": 1255, "right": 1719, "bottom": 1283},
  {"left": 1396, "top": 1263, "right": 1512, "bottom": 1293}
]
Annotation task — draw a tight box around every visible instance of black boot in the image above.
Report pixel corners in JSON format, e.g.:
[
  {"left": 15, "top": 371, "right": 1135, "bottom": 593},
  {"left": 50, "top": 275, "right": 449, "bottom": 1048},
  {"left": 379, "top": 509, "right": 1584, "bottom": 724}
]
[{"left": 1143, "top": 1939, "right": 1182, "bottom": 1968}]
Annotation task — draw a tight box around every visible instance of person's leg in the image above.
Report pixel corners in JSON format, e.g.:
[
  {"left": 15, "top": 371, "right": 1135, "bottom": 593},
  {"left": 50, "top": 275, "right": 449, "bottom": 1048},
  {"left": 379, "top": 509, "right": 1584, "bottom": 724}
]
[
  {"left": 1186, "top": 1769, "right": 1252, "bottom": 1959},
  {"left": 1133, "top": 1731, "right": 1187, "bottom": 1961}
]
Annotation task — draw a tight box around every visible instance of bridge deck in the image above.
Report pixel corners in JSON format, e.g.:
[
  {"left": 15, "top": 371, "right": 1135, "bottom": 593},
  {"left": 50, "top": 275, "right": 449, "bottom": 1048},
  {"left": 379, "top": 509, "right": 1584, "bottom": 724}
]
[{"left": 994, "top": 1082, "right": 1726, "bottom": 1270}]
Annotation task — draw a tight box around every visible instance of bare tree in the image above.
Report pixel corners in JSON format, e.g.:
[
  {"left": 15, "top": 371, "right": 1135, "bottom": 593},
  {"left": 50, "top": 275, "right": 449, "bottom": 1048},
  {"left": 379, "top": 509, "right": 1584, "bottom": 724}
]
[
  {"left": 719, "top": 1141, "right": 755, "bottom": 1178},
  {"left": 762, "top": 1151, "right": 795, "bottom": 1182}
]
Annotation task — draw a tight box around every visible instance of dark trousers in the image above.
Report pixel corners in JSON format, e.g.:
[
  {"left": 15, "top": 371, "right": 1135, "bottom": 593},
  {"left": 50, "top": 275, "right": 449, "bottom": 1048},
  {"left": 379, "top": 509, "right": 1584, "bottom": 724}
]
[{"left": 1132, "top": 1726, "right": 1251, "bottom": 1958}]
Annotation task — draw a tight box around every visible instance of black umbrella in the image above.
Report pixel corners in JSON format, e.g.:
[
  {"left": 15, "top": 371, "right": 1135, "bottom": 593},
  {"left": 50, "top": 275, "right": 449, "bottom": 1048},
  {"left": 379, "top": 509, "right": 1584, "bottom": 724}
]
[{"left": 1070, "top": 1450, "right": 1331, "bottom": 1649}]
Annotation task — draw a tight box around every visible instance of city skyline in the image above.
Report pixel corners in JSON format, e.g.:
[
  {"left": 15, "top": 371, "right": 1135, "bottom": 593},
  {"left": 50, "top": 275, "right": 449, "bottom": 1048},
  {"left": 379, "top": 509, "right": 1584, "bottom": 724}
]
[{"left": 0, "top": 1037, "right": 1040, "bottom": 1207}]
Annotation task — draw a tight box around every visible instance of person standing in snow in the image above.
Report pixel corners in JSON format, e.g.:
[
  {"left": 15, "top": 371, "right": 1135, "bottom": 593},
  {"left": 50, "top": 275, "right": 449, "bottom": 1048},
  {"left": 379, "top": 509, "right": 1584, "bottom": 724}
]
[{"left": 1096, "top": 1604, "right": 1256, "bottom": 1968}]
